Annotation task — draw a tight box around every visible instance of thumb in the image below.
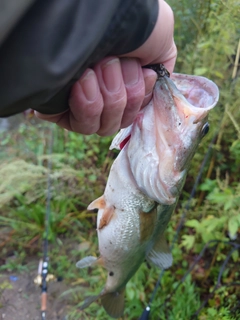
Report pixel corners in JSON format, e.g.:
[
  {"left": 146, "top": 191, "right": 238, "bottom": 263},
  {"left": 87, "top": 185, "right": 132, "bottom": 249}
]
[{"left": 141, "top": 68, "right": 157, "bottom": 108}]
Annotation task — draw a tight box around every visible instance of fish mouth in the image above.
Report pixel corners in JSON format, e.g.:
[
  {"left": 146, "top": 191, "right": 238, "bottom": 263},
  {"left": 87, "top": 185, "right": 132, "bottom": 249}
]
[
  {"left": 153, "top": 73, "right": 219, "bottom": 194},
  {"left": 169, "top": 73, "right": 219, "bottom": 124},
  {"left": 126, "top": 73, "right": 219, "bottom": 204},
  {"left": 151, "top": 73, "right": 220, "bottom": 165}
]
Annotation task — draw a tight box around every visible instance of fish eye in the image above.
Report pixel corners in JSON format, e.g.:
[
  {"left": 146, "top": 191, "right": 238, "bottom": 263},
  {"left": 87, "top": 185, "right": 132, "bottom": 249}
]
[
  {"left": 201, "top": 122, "right": 209, "bottom": 138},
  {"left": 109, "top": 271, "right": 114, "bottom": 276}
]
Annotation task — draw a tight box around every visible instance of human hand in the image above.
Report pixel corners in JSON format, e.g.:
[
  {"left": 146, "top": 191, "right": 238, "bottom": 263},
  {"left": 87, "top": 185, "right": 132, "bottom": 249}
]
[{"left": 35, "top": 0, "right": 177, "bottom": 136}]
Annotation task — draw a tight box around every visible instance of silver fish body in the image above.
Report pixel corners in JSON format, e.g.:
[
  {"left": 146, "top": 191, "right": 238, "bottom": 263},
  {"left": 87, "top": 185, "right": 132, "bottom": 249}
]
[{"left": 77, "top": 72, "right": 219, "bottom": 318}]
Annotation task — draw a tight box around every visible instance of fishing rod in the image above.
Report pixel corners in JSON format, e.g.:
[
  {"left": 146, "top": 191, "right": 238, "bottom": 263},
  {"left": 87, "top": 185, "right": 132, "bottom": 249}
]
[{"left": 40, "top": 124, "right": 54, "bottom": 320}]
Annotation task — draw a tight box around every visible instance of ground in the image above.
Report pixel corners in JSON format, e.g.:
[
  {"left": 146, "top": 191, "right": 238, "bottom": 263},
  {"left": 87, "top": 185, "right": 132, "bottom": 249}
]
[{"left": 0, "top": 260, "right": 70, "bottom": 320}]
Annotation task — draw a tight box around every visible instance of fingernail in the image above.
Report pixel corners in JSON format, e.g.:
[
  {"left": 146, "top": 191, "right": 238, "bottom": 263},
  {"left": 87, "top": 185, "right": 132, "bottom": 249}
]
[
  {"left": 102, "top": 58, "right": 122, "bottom": 92},
  {"left": 121, "top": 59, "right": 140, "bottom": 86},
  {"left": 80, "top": 70, "right": 98, "bottom": 101}
]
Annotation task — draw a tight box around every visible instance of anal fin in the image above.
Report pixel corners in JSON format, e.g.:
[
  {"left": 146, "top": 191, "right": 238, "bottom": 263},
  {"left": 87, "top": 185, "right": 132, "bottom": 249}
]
[
  {"left": 76, "top": 256, "right": 104, "bottom": 269},
  {"left": 101, "top": 288, "right": 125, "bottom": 319},
  {"left": 146, "top": 234, "right": 172, "bottom": 269}
]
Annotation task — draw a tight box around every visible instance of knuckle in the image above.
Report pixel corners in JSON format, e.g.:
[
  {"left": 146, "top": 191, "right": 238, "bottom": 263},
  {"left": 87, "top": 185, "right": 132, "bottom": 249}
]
[
  {"left": 97, "top": 127, "right": 119, "bottom": 137},
  {"left": 79, "top": 127, "right": 97, "bottom": 135},
  {"left": 71, "top": 96, "right": 104, "bottom": 120},
  {"left": 126, "top": 89, "right": 145, "bottom": 109},
  {"left": 71, "top": 119, "right": 99, "bottom": 135},
  {"left": 104, "top": 93, "right": 127, "bottom": 110}
]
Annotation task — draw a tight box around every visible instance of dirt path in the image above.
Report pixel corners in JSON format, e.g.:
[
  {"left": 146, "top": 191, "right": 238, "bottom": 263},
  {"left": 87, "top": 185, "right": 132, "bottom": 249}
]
[{"left": 0, "top": 266, "right": 69, "bottom": 320}]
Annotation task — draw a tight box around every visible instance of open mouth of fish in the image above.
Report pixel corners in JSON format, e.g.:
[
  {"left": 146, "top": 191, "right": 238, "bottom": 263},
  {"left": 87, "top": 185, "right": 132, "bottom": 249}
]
[{"left": 111, "top": 71, "right": 219, "bottom": 205}]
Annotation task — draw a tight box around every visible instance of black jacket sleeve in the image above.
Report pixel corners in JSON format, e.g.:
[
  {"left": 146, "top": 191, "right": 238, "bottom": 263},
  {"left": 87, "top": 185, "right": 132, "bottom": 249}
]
[{"left": 0, "top": 0, "right": 158, "bottom": 117}]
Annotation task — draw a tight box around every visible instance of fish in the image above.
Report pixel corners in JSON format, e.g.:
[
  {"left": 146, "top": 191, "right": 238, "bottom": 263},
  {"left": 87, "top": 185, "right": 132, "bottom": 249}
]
[{"left": 76, "top": 66, "right": 219, "bottom": 318}]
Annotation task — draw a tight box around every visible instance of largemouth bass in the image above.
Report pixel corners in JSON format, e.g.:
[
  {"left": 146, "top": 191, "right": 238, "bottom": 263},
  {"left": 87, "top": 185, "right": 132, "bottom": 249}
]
[{"left": 77, "top": 66, "right": 219, "bottom": 318}]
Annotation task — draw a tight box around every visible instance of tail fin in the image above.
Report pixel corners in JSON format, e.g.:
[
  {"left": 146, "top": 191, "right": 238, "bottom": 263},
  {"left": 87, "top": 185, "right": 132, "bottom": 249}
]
[{"left": 101, "top": 288, "right": 125, "bottom": 319}]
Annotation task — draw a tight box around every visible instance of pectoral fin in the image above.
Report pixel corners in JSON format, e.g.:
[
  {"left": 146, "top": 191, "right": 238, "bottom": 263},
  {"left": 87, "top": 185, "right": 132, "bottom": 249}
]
[
  {"left": 88, "top": 196, "right": 114, "bottom": 229},
  {"left": 101, "top": 288, "right": 125, "bottom": 319},
  {"left": 76, "top": 256, "right": 104, "bottom": 269},
  {"left": 139, "top": 207, "right": 157, "bottom": 243},
  {"left": 98, "top": 206, "right": 114, "bottom": 230},
  {"left": 146, "top": 234, "right": 172, "bottom": 269}
]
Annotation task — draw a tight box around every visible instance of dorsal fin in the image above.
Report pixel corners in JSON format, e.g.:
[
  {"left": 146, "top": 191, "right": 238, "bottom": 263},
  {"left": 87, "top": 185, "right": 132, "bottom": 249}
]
[
  {"left": 146, "top": 234, "right": 172, "bottom": 269},
  {"left": 101, "top": 288, "right": 125, "bottom": 319}
]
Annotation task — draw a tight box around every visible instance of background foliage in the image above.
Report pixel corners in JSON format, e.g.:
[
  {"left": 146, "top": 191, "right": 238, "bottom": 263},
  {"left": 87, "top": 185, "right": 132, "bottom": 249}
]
[{"left": 0, "top": 0, "right": 239, "bottom": 319}]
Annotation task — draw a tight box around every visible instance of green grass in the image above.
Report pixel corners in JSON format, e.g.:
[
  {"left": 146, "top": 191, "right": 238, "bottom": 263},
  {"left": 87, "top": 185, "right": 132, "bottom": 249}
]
[{"left": 0, "top": 0, "right": 240, "bottom": 319}]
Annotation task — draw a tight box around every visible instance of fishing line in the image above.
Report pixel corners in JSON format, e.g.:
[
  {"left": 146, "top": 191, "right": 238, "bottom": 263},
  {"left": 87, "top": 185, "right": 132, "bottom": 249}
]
[
  {"left": 192, "top": 244, "right": 240, "bottom": 318},
  {"left": 139, "top": 130, "right": 218, "bottom": 320},
  {"left": 158, "top": 240, "right": 240, "bottom": 317},
  {"left": 40, "top": 124, "right": 54, "bottom": 320}
]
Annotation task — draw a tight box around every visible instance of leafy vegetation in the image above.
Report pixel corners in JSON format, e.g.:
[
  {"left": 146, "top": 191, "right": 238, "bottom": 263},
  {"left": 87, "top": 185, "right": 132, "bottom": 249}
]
[{"left": 0, "top": 0, "right": 240, "bottom": 319}]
